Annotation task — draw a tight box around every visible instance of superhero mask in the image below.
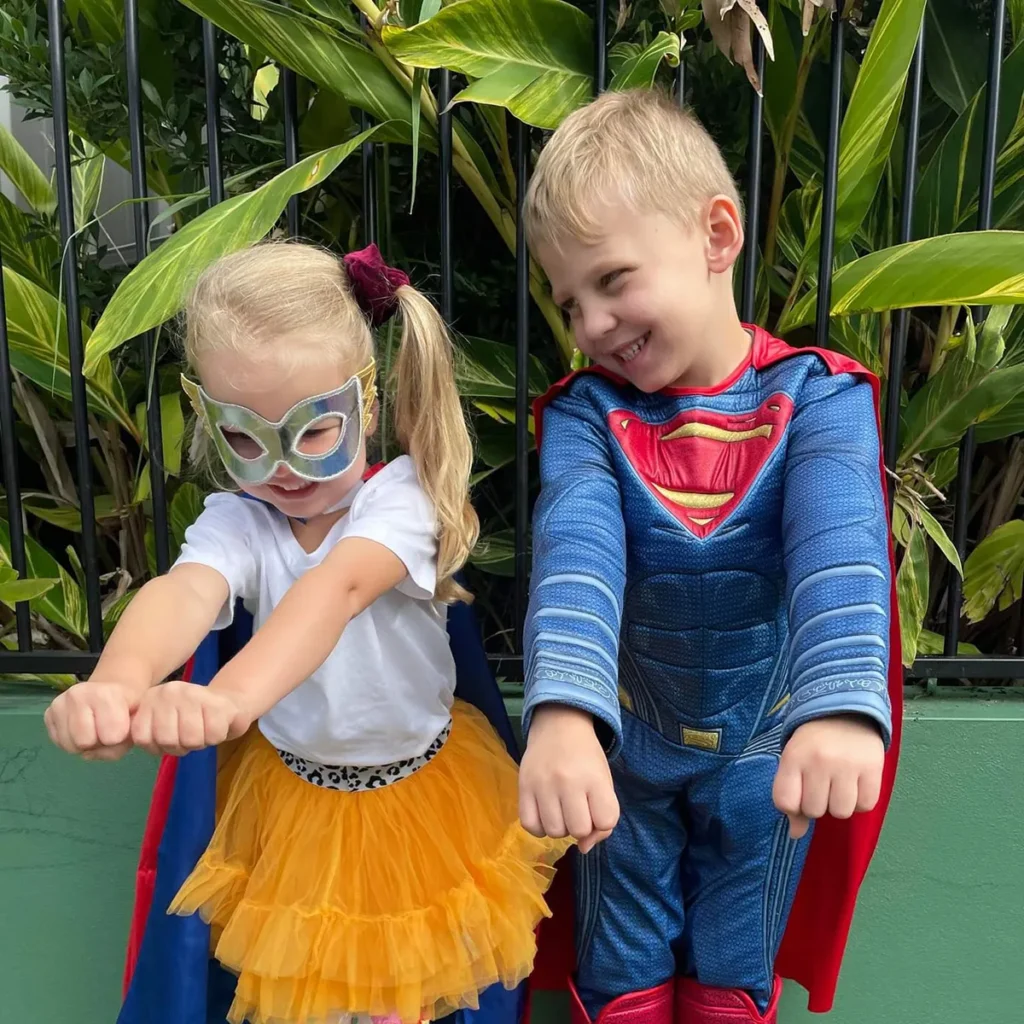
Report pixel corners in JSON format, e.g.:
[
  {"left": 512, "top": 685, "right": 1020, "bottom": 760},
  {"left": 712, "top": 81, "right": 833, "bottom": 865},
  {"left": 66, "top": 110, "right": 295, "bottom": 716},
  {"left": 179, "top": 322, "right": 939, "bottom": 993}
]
[
  {"left": 181, "top": 362, "right": 377, "bottom": 485},
  {"left": 609, "top": 393, "right": 794, "bottom": 538}
]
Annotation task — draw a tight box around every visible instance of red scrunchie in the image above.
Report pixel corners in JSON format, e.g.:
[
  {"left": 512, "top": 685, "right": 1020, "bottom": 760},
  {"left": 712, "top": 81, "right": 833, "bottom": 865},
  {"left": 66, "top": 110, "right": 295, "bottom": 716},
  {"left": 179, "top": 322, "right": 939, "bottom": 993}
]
[{"left": 342, "top": 243, "right": 411, "bottom": 327}]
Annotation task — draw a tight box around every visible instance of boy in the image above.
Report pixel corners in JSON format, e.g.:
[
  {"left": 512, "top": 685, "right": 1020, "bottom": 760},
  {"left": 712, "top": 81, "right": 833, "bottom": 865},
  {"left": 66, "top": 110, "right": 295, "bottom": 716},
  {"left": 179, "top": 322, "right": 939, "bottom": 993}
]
[{"left": 520, "top": 89, "right": 901, "bottom": 1024}]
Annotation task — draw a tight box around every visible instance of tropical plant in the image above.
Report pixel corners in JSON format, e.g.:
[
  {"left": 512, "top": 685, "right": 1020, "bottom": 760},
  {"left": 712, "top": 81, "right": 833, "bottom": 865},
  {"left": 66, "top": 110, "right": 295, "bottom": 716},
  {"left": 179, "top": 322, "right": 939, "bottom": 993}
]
[{"left": 1, "top": 0, "right": 1023, "bottom": 678}]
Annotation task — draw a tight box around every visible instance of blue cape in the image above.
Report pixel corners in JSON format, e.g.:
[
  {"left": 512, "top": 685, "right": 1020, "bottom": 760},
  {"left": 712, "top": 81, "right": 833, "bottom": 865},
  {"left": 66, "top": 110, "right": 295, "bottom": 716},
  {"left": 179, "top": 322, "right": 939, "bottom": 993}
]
[{"left": 119, "top": 597, "right": 529, "bottom": 1024}]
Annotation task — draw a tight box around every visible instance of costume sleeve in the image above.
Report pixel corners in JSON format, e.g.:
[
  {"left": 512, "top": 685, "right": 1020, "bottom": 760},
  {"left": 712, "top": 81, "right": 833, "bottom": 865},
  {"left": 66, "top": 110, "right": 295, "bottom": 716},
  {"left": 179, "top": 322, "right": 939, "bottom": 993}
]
[
  {"left": 343, "top": 456, "right": 438, "bottom": 600},
  {"left": 523, "top": 390, "right": 627, "bottom": 755},
  {"left": 173, "top": 492, "right": 260, "bottom": 629},
  {"left": 781, "top": 372, "right": 893, "bottom": 747}
]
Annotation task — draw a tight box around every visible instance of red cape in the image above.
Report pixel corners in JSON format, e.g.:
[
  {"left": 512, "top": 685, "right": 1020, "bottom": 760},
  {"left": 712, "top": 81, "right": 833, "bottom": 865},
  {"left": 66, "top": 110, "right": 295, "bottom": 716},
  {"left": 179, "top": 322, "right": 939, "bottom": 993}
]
[{"left": 528, "top": 327, "right": 903, "bottom": 1013}]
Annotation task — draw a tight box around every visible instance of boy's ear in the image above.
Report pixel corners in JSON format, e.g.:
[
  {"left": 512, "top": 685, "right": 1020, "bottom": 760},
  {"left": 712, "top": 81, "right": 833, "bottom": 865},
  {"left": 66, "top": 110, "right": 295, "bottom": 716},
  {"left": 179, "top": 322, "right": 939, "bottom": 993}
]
[{"left": 704, "top": 194, "right": 745, "bottom": 275}]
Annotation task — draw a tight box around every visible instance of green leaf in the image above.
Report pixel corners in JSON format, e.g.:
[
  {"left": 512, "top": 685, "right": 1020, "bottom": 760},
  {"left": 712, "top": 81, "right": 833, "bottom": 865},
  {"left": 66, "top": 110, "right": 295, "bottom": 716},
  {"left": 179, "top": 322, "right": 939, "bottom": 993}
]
[
  {"left": 924, "top": 0, "right": 988, "bottom": 114},
  {"left": 916, "top": 628, "right": 980, "bottom": 657},
  {"left": 0, "top": 519, "right": 87, "bottom": 639},
  {"left": 975, "top": 391, "right": 1024, "bottom": 443},
  {"left": 473, "top": 415, "right": 535, "bottom": 470},
  {"left": 915, "top": 42, "right": 1024, "bottom": 238},
  {"left": 410, "top": 67, "right": 426, "bottom": 209},
  {"left": 135, "top": 392, "right": 186, "bottom": 479},
  {"left": 384, "top": 0, "right": 594, "bottom": 130},
  {"left": 963, "top": 519, "right": 1024, "bottom": 623},
  {"left": 170, "top": 482, "right": 206, "bottom": 555},
  {"left": 71, "top": 136, "right": 105, "bottom": 233},
  {"left": 84, "top": 128, "right": 386, "bottom": 374},
  {"left": 103, "top": 589, "right": 137, "bottom": 639},
  {"left": 609, "top": 31, "right": 680, "bottom": 91},
  {"left": 2, "top": 267, "right": 137, "bottom": 436},
  {"left": 0, "top": 122, "right": 56, "bottom": 215},
  {"left": 290, "top": 0, "right": 360, "bottom": 35},
  {"left": 896, "top": 522, "right": 929, "bottom": 666},
  {"left": 0, "top": 565, "right": 59, "bottom": 606},
  {"left": 23, "top": 493, "right": 123, "bottom": 532},
  {"left": 470, "top": 527, "right": 523, "bottom": 576},
  {"left": 457, "top": 336, "right": 551, "bottom": 399},
  {"left": 900, "top": 309, "right": 1024, "bottom": 455},
  {"left": 181, "top": 0, "right": 421, "bottom": 144},
  {"left": 0, "top": 194, "right": 59, "bottom": 293},
  {"left": 66, "top": 0, "right": 124, "bottom": 45},
  {"left": 779, "top": 231, "right": 1024, "bottom": 332},
  {"left": 915, "top": 502, "right": 962, "bottom": 576},
  {"left": 802, "top": 0, "right": 927, "bottom": 263}
]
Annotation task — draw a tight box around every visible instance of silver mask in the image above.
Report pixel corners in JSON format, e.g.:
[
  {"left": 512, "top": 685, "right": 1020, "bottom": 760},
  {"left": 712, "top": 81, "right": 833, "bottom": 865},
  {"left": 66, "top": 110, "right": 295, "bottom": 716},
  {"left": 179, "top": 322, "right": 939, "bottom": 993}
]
[{"left": 181, "top": 362, "right": 377, "bottom": 485}]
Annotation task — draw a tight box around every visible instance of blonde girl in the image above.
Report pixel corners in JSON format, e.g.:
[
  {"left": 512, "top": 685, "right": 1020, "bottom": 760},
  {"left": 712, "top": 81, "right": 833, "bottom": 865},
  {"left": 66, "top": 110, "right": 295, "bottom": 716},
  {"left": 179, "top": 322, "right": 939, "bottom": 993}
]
[{"left": 44, "top": 241, "right": 571, "bottom": 1024}]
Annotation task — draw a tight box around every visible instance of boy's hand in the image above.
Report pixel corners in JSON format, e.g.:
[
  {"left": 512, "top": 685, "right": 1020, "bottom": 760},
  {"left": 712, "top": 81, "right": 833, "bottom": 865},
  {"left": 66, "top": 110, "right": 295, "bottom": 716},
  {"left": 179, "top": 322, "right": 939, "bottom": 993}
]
[
  {"left": 131, "top": 680, "right": 252, "bottom": 757},
  {"left": 44, "top": 680, "right": 140, "bottom": 761},
  {"left": 772, "top": 715, "right": 884, "bottom": 839},
  {"left": 519, "top": 705, "right": 619, "bottom": 855}
]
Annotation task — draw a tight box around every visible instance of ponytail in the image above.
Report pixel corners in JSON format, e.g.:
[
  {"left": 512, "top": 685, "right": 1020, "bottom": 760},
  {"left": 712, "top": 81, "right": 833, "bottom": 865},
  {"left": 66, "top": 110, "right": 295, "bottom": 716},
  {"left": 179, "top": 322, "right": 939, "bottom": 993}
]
[{"left": 392, "top": 285, "right": 479, "bottom": 604}]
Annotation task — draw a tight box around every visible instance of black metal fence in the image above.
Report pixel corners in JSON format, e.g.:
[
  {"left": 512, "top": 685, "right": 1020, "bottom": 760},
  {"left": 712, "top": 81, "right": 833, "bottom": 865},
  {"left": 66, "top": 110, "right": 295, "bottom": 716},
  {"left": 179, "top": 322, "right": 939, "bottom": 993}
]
[{"left": 0, "top": 0, "right": 1020, "bottom": 683}]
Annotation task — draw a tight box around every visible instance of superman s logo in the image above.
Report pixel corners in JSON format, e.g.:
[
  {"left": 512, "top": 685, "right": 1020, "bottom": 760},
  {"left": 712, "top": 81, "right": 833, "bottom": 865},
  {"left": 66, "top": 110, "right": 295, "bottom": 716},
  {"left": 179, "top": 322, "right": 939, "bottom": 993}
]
[{"left": 609, "top": 394, "right": 793, "bottom": 538}]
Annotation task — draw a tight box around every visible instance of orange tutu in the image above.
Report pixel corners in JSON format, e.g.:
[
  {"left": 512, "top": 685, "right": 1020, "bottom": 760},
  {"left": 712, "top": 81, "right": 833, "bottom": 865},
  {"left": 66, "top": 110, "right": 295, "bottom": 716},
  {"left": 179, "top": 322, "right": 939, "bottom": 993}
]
[{"left": 169, "top": 699, "right": 572, "bottom": 1024}]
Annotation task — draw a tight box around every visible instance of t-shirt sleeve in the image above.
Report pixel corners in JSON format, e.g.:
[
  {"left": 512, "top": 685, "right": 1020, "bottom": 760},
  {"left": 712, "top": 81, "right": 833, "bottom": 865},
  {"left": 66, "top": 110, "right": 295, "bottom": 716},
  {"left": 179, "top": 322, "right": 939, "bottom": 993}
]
[
  {"left": 343, "top": 458, "right": 438, "bottom": 600},
  {"left": 173, "top": 492, "right": 260, "bottom": 629}
]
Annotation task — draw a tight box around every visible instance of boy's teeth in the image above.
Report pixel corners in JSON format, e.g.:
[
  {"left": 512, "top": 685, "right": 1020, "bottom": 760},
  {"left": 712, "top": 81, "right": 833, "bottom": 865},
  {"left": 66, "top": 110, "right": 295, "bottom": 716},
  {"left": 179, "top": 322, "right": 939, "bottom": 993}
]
[{"left": 618, "top": 334, "right": 648, "bottom": 363}]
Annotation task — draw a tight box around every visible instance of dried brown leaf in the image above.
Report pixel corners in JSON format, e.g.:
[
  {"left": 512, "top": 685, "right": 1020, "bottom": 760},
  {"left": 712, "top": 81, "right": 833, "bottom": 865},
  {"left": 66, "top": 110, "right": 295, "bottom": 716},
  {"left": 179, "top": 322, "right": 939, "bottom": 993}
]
[{"left": 701, "top": 0, "right": 775, "bottom": 94}]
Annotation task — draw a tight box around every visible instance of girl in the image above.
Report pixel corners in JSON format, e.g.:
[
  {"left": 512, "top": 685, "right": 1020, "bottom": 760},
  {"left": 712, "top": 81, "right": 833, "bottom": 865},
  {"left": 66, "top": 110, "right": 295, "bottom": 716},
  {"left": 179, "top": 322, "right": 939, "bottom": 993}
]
[{"left": 44, "top": 241, "right": 571, "bottom": 1024}]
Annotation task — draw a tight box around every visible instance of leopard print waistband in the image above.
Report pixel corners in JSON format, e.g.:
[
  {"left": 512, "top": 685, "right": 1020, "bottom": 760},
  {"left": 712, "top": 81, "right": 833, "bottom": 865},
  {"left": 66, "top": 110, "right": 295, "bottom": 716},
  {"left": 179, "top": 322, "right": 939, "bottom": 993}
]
[{"left": 276, "top": 720, "right": 452, "bottom": 792}]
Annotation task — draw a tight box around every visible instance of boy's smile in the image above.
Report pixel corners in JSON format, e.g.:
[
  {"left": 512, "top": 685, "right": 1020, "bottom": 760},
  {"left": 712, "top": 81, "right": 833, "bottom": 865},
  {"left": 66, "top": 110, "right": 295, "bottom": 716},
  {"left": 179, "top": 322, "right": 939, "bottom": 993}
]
[{"left": 536, "top": 201, "right": 752, "bottom": 393}]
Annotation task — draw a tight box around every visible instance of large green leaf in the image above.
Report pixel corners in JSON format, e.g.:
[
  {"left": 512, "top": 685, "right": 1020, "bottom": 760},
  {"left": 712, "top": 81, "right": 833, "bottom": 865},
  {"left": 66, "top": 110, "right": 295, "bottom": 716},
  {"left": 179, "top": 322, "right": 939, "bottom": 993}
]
[
  {"left": 0, "top": 565, "right": 58, "bottom": 607},
  {"left": 470, "top": 527, "right": 522, "bottom": 577},
  {"left": 901, "top": 307, "right": 1022, "bottom": 456},
  {"left": 66, "top": 0, "right": 123, "bottom": 45},
  {"left": 895, "top": 521, "right": 929, "bottom": 666},
  {"left": 289, "top": 0, "right": 360, "bottom": 35},
  {"left": 924, "top": 0, "right": 988, "bottom": 115},
  {"left": 0, "top": 194, "right": 59, "bottom": 292},
  {"left": 181, "top": 0, "right": 422, "bottom": 144},
  {"left": 22, "top": 493, "right": 123, "bottom": 532},
  {"left": 916, "top": 628, "right": 980, "bottom": 657},
  {"left": 457, "top": 337, "right": 550, "bottom": 399},
  {"left": 779, "top": 231, "right": 1024, "bottom": 331},
  {"left": 801, "top": 0, "right": 927, "bottom": 262},
  {"left": 384, "top": 0, "right": 593, "bottom": 130},
  {"left": 963, "top": 519, "right": 1024, "bottom": 623},
  {"left": 2, "top": 267, "right": 136, "bottom": 435},
  {"left": 609, "top": 32, "right": 681, "bottom": 92},
  {"left": 975, "top": 391, "right": 1024, "bottom": 443},
  {"left": 72, "top": 135, "right": 105, "bottom": 235},
  {"left": 84, "top": 128, "right": 385, "bottom": 374},
  {"left": 170, "top": 482, "right": 206, "bottom": 555},
  {"left": 0, "top": 519, "right": 87, "bottom": 640},
  {"left": 0, "top": 122, "right": 56, "bottom": 215},
  {"left": 915, "top": 42, "right": 1024, "bottom": 238},
  {"left": 135, "top": 391, "right": 186, "bottom": 480}
]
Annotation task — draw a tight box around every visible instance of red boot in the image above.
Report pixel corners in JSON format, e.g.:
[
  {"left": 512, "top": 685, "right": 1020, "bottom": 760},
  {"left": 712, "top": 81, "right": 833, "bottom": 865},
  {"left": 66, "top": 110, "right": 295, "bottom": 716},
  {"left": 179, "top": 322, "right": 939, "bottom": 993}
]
[
  {"left": 569, "top": 977, "right": 675, "bottom": 1024},
  {"left": 674, "top": 976, "right": 781, "bottom": 1024}
]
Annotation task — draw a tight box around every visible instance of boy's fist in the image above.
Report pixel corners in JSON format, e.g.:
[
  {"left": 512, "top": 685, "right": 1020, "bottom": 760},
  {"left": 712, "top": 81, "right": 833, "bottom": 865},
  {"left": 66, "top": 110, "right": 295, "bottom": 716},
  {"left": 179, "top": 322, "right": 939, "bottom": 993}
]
[
  {"left": 519, "top": 705, "right": 618, "bottom": 854},
  {"left": 44, "top": 680, "right": 139, "bottom": 761},
  {"left": 772, "top": 715, "right": 885, "bottom": 839},
  {"left": 131, "top": 680, "right": 252, "bottom": 757}
]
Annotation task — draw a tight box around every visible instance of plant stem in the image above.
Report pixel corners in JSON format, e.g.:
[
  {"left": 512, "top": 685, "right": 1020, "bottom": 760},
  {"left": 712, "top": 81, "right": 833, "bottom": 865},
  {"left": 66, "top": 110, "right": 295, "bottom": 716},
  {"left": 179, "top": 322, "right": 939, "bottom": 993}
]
[{"left": 764, "top": 19, "right": 825, "bottom": 270}]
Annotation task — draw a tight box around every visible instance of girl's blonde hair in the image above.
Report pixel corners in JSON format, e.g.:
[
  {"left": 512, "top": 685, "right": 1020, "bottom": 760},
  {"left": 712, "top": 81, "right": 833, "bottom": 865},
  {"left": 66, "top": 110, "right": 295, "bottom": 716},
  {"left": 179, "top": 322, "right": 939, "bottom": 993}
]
[{"left": 184, "top": 240, "right": 479, "bottom": 604}]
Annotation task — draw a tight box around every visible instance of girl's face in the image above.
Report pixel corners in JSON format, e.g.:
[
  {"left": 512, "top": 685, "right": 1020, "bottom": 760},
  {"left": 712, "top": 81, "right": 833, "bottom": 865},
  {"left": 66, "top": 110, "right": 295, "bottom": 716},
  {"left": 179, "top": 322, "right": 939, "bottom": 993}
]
[{"left": 197, "top": 341, "right": 372, "bottom": 520}]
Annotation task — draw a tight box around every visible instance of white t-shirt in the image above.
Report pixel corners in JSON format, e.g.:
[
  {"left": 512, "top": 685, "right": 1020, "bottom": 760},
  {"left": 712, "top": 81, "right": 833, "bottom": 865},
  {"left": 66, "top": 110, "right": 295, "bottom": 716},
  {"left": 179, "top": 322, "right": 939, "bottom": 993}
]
[{"left": 174, "top": 456, "right": 456, "bottom": 766}]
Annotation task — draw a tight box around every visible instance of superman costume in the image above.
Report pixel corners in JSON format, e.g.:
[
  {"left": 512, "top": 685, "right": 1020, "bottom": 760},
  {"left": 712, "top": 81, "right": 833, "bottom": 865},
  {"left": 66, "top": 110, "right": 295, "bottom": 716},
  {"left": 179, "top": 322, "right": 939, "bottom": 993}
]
[
  {"left": 119, "top": 594, "right": 536, "bottom": 1024},
  {"left": 524, "top": 327, "right": 903, "bottom": 1022}
]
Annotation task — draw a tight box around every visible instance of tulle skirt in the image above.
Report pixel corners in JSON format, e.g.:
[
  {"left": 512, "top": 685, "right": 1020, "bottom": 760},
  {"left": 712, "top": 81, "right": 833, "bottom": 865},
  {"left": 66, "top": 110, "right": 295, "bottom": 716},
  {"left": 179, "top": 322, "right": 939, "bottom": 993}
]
[{"left": 169, "top": 699, "right": 572, "bottom": 1024}]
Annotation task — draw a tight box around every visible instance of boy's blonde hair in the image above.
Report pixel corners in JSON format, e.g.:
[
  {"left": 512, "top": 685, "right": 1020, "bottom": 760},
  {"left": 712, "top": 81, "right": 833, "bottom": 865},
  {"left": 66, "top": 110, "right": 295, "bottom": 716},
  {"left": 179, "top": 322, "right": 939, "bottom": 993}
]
[
  {"left": 184, "top": 240, "right": 479, "bottom": 604},
  {"left": 525, "top": 88, "right": 742, "bottom": 250}
]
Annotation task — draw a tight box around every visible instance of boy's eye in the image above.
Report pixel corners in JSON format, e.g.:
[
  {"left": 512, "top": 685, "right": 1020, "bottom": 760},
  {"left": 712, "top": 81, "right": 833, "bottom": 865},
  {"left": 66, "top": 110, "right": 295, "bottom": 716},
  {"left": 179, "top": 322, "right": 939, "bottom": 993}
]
[{"left": 600, "top": 269, "right": 628, "bottom": 290}]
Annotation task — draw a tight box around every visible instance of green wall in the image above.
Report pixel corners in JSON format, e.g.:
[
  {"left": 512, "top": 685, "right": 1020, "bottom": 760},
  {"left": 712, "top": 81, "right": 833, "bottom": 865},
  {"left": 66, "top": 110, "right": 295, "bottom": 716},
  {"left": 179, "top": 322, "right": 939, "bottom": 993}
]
[{"left": 2, "top": 689, "right": 1022, "bottom": 1023}]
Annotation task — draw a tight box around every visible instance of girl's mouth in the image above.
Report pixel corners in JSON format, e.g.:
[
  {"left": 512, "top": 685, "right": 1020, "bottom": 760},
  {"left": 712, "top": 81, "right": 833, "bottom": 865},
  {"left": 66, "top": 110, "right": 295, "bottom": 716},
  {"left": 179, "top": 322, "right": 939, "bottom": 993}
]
[{"left": 267, "top": 479, "right": 318, "bottom": 502}]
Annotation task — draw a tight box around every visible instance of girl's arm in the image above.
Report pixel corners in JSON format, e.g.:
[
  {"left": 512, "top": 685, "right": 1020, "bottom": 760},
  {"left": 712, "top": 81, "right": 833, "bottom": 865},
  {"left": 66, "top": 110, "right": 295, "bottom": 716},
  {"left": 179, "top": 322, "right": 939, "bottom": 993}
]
[
  {"left": 93, "top": 563, "right": 231, "bottom": 695},
  {"left": 208, "top": 537, "right": 408, "bottom": 719}
]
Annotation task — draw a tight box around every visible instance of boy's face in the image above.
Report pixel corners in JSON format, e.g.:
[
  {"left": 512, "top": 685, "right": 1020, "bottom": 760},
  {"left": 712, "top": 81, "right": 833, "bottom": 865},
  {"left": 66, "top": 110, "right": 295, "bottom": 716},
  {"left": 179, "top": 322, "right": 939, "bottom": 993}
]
[{"left": 536, "top": 200, "right": 740, "bottom": 393}]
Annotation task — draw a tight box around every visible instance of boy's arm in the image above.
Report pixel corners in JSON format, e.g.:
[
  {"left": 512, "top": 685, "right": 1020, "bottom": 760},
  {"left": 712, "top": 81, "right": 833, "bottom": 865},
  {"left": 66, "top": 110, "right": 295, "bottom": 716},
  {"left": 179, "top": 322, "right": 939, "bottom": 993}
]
[
  {"left": 781, "top": 373, "right": 893, "bottom": 746},
  {"left": 523, "top": 393, "right": 627, "bottom": 755}
]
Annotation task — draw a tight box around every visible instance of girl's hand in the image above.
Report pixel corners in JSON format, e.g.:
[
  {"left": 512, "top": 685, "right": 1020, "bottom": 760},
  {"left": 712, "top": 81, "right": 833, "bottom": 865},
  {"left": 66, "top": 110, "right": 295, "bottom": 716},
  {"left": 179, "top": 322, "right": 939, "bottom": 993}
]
[
  {"left": 519, "top": 705, "right": 618, "bottom": 855},
  {"left": 131, "top": 680, "right": 252, "bottom": 757},
  {"left": 772, "top": 715, "right": 885, "bottom": 839},
  {"left": 44, "top": 680, "right": 139, "bottom": 761}
]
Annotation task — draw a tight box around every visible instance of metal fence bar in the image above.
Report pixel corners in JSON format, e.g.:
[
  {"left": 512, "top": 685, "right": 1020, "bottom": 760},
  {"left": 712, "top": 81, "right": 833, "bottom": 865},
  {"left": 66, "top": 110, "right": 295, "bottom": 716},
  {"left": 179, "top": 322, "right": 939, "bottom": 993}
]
[
  {"left": 675, "top": 49, "right": 685, "bottom": 106},
  {"left": 0, "top": 651, "right": 100, "bottom": 674},
  {"left": 438, "top": 71, "right": 454, "bottom": 320},
  {"left": 594, "top": 0, "right": 607, "bottom": 94},
  {"left": 203, "top": 21, "right": 225, "bottom": 205},
  {"left": 884, "top": 28, "right": 925, "bottom": 485},
  {"left": 0, "top": 249, "right": 32, "bottom": 651},
  {"left": 740, "top": 19, "right": 766, "bottom": 324},
  {"left": 282, "top": 67, "right": 301, "bottom": 236},
  {"left": 943, "top": 0, "right": 1006, "bottom": 657},
  {"left": 47, "top": 0, "right": 103, "bottom": 649},
  {"left": 814, "top": 2, "right": 845, "bottom": 351},
  {"left": 514, "top": 121, "right": 531, "bottom": 650},
  {"left": 125, "top": 0, "right": 170, "bottom": 576}
]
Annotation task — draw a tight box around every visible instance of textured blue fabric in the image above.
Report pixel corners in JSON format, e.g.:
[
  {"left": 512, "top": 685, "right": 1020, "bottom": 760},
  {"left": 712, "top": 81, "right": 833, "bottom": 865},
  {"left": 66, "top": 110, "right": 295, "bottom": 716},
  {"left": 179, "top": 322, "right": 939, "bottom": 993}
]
[
  {"left": 121, "top": 587, "right": 526, "bottom": 1024},
  {"left": 523, "top": 354, "right": 892, "bottom": 1015}
]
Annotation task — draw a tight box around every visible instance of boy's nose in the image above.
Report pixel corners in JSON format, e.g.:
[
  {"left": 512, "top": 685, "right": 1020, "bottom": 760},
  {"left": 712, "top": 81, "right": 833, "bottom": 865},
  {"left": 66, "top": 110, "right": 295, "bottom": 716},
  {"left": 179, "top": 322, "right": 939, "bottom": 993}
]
[{"left": 578, "top": 303, "right": 617, "bottom": 346}]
